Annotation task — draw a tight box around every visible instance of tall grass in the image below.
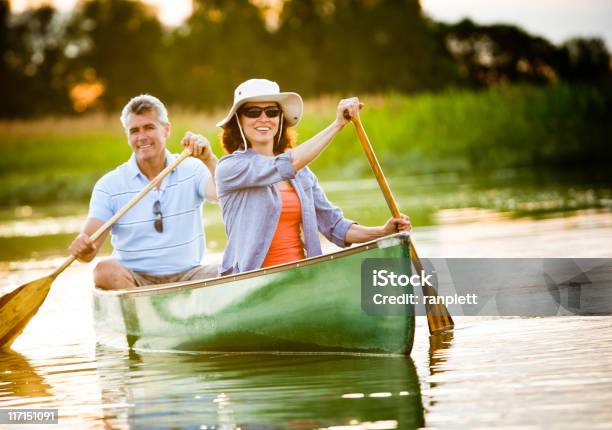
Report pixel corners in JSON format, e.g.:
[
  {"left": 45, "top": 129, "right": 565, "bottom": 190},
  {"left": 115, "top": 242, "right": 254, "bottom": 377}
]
[
  {"left": 304, "top": 82, "right": 611, "bottom": 177},
  {"left": 0, "top": 83, "right": 610, "bottom": 206}
]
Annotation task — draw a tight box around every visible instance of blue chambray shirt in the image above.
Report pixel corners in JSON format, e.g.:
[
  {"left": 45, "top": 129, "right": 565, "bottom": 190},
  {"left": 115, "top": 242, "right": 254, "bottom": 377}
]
[
  {"left": 216, "top": 149, "right": 355, "bottom": 275},
  {"left": 88, "top": 150, "right": 210, "bottom": 275}
]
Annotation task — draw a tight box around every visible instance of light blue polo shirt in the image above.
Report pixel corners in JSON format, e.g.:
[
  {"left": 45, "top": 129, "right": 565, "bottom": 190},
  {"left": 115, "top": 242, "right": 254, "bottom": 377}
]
[{"left": 88, "top": 150, "right": 210, "bottom": 275}]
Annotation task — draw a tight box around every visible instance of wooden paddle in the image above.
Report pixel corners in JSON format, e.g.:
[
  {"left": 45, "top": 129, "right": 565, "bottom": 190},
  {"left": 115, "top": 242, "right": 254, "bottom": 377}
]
[
  {"left": 0, "top": 148, "right": 192, "bottom": 348},
  {"left": 348, "top": 112, "right": 454, "bottom": 334}
]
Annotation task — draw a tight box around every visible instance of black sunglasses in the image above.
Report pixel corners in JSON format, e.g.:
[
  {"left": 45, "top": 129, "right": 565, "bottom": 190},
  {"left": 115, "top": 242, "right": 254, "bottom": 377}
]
[
  {"left": 239, "top": 105, "right": 282, "bottom": 119},
  {"left": 153, "top": 200, "right": 163, "bottom": 233}
]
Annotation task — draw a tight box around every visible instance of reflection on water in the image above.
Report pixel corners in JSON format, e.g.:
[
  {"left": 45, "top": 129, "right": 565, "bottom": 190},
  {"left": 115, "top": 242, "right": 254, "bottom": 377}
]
[
  {"left": 428, "top": 332, "right": 453, "bottom": 378},
  {"left": 0, "top": 169, "right": 610, "bottom": 262},
  {"left": 4, "top": 315, "right": 612, "bottom": 428},
  {"left": 418, "top": 317, "right": 612, "bottom": 429},
  {"left": 424, "top": 332, "right": 454, "bottom": 411},
  {"left": 0, "top": 349, "right": 52, "bottom": 399},
  {"left": 0, "top": 215, "right": 84, "bottom": 238},
  {"left": 95, "top": 348, "right": 424, "bottom": 429}
]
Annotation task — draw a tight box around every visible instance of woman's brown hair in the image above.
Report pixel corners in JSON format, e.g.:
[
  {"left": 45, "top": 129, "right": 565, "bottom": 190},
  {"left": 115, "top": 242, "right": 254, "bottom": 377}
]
[{"left": 221, "top": 108, "right": 297, "bottom": 155}]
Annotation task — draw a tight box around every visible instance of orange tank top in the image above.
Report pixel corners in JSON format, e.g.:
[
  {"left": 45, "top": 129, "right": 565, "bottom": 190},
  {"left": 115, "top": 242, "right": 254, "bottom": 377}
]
[{"left": 262, "top": 186, "right": 305, "bottom": 267}]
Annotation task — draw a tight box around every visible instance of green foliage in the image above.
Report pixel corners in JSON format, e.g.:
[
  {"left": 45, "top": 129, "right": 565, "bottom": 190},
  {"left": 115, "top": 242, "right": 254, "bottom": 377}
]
[
  {"left": 64, "top": 0, "right": 166, "bottom": 110},
  {"left": 559, "top": 38, "right": 611, "bottom": 82},
  {"left": 439, "top": 19, "right": 561, "bottom": 86},
  {"left": 0, "top": 4, "right": 73, "bottom": 117},
  {"left": 306, "top": 82, "right": 612, "bottom": 178},
  {"left": 438, "top": 19, "right": 611, "bottom": 87},
  {"left": 0, "top": 83, "right": 610, "bottom": 207},
  {"left": 276, "top": 0, "right": 458, "bottom": 95},
  {"left": 2, "top": 1, "right": 610, "bottom": 118}
]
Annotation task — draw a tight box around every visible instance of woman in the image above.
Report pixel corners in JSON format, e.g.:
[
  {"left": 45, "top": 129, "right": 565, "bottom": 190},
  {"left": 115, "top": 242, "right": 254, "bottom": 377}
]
[{"left": 215, "top": 78, "right": 410, "bottom": 275}]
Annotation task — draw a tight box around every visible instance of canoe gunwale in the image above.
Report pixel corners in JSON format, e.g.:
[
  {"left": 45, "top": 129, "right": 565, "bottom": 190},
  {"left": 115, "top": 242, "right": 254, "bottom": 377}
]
[
  {"left": 126, "top": 347, "right": 412, "bottom": 358},
  {"left": 94, "top": 232, "right": 410, "bottom": 299}
]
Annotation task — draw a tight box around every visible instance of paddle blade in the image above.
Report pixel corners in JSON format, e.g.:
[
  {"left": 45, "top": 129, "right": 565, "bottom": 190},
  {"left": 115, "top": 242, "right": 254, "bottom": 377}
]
[
  {"left": 422, "top": 284, "right": 455, "bottom": 334},
  {"left": 0, "top": 276, "right": 54, "bottom": 348}
]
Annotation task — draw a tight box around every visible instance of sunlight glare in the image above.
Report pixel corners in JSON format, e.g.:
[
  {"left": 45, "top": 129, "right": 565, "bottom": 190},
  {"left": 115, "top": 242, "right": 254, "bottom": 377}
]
[{"left": 9, "top": 0, "right": 193, "bottom": 27}]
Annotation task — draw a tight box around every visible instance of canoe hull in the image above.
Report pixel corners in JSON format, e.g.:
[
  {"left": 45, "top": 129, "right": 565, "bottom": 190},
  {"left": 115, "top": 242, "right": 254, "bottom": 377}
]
[{"left": 94, "top": 234, "right": 415, "bottom": 355}]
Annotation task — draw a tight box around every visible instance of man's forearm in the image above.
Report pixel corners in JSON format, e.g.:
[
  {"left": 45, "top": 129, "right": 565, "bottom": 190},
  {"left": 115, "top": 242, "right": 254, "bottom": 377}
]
[
  {"left": 203, "top": 155, "right": 218, "bottom": 175},
  {"left": 203, "top": 155, "right": 219, "bottom": 202}
]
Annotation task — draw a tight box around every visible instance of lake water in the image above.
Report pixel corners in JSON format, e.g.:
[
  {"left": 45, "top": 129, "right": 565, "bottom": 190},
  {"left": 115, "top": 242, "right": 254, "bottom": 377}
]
[{"left": 1, "top": 175, "right": 612, "bottom": 429}]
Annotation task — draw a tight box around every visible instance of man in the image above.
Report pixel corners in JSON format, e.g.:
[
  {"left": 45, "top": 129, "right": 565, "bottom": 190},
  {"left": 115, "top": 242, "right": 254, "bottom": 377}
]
[{"left": 69, "top": 94, "right": 218, "bottom": 289}]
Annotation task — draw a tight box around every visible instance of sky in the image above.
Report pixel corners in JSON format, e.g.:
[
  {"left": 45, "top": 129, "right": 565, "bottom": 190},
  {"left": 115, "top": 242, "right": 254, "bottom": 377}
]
[
  {"left": 9, "top": 0, "right": 193, "bottom": 26},
  {"left": 8, "top": 0, "right": 612, "bottom": 49}
]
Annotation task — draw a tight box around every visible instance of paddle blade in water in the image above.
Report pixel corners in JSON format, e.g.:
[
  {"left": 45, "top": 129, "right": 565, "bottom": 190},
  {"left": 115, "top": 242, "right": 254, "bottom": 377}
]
[
  {"left": 0, "top": 276, "right": 54, "bottom": 348},
  {"left": 421, "top": 283, "right": 455, "bottom": 334}
]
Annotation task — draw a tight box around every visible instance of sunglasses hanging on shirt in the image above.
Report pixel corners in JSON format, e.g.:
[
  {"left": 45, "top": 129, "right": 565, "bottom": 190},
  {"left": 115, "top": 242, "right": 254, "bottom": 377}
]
[{"left": 153, "top": 200, "right": 163, "bottom": 233}]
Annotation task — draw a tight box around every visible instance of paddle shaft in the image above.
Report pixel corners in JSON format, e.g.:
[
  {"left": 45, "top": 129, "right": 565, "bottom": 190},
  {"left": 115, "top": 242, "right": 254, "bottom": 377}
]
[
  {"left": 350, "top": 116, "right": 422, "bottom": 262},
  {"left": 349, "top": 114, "right": 454, "bottom": 334},
  {"left": 51, "top": 148, "right": 192, "bottom": 279}
]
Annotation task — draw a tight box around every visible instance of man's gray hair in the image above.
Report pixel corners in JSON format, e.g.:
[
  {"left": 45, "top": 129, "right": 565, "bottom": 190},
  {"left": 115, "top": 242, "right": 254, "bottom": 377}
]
[{"left": 120, "top": 94, "right": 169, "bottom": 129}]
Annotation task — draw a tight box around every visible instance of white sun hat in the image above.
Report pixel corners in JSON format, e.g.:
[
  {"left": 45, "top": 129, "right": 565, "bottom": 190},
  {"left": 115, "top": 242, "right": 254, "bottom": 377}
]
[{"left": 215, "top": 78, "right": 303, "bottom": 128}]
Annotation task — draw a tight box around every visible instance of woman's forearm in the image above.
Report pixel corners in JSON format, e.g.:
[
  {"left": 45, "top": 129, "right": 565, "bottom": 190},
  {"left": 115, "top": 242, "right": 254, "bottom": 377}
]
[
  {"left": 290, "top": 97, "right": 362, "bottom": 171},
  {"left": 344, "top": 214, "right": 411, "bottom": 244},
  {"left": 344, "top": 224, "right": 385, "bottom": 244},
  {"left": 291, "top": 120, "right": 344, "bottom": 171}
]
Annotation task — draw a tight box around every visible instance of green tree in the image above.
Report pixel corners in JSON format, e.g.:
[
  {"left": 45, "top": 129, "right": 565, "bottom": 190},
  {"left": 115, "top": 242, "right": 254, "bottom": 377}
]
[
  {"left": 1, "top": 4, "right": 72, "bottom": 116},
  {"left": 276, "top": 0, "right": 458, "bottom": 95},
  {"left": 165, "top": 0, "right": 275, "bottom": 108},
  {"left": 558, "top": 38, "right": 611, "bottom": 82},
  {"left": 64, "top": 0, "right": 166, "bottom": 110},
  {"left": 439, "top": 19, "right": 576, "bottom": 86},
  {"left": 0, "top": 0, "right": 12, "bottom": 116}
]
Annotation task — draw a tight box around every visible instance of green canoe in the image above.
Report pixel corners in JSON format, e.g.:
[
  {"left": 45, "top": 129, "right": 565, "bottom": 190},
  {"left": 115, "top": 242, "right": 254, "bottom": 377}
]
[{"left": 93, "top": 233, "right": 415, "bottom": 355}]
